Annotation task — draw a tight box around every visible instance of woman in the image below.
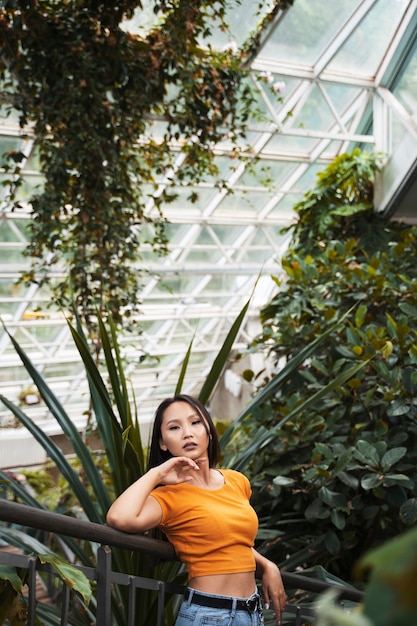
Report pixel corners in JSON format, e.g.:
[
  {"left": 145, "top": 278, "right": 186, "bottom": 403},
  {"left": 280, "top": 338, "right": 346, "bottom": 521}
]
[{"left": 106, "top": 394, "right": 286, "bottom": 625}]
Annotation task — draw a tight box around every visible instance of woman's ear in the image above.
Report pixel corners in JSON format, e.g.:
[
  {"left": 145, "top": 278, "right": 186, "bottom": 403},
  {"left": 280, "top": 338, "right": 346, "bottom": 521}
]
[{"left": 159, "top": 438, "right": 168, "bottom": 451}]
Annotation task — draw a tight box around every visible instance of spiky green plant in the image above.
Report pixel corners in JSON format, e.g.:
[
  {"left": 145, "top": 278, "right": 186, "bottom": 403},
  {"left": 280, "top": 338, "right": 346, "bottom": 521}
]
[
  {"left": 0, "top": 296, "right": 368, "bottom": 625},
  {"left": 0, "top": 293, "right": 253, "bottom": 625}
]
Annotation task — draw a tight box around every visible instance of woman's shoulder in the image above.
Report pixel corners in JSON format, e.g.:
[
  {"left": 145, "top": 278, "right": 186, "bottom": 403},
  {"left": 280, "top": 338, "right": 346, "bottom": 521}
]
[
  {"left": 219, "top": 467, "right": 247, "bottom": 478},
  {"left": 219, "top": 468, "right": 251, "bottom": 489}
]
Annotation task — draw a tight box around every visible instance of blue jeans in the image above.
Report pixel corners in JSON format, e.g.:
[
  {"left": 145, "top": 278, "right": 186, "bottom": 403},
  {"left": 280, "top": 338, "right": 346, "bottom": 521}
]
[{"left": 174, "top": 589, "right": 264, "bottom": 626}]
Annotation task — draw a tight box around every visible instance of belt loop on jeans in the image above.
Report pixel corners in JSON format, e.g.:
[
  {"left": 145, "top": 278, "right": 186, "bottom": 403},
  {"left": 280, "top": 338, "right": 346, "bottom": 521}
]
[{"left": 186, "top": 588, "right": 194, "bottom": 608}]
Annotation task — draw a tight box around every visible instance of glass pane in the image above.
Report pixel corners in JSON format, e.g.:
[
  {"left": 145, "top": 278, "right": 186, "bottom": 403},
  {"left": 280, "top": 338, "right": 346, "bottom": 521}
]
[
  {"left": 329, "top": 0, "right": 410, "bottom": 77},
  {"left": 213, "top": 189, "right": 273, "bottom": 219},
  {"left": 393, "top": 49, "right": 417, "bottom": 115},
  {"left": 260, "top": 0, "right": 361, "bottom": 65}
]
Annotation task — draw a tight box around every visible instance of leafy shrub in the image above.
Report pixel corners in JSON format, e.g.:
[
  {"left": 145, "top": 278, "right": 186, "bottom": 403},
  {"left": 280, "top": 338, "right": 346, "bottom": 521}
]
[{"left": 235, "top": 152, "right": 417, "bottom": 582}]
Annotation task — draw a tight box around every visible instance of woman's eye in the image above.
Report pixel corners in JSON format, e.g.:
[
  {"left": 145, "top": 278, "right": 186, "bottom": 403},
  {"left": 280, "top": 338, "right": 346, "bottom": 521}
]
[{"left": 192, "top": 419, "right": 201, "bottom": 425}]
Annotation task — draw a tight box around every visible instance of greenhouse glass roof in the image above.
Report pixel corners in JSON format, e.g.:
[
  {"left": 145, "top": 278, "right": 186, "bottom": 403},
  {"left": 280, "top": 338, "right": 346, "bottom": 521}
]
[{"left": 0, "top": 0, "right": 416, "bottom": 437}]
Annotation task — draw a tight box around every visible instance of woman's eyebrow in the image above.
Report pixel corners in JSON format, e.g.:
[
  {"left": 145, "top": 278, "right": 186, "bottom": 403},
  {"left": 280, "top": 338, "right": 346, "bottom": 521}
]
[{"left": 165, "top": 412, "right": 199, "bottom": 425}]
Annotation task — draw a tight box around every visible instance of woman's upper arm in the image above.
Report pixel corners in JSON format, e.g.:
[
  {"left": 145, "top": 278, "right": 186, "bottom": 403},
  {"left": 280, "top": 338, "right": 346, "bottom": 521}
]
[{"left": 107, "top": 495, "right": 163, "bottom": 533}]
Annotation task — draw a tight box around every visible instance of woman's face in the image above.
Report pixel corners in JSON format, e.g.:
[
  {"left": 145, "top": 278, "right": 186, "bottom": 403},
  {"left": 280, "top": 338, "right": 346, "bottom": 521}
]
[{"left": 159, "top": 400, "right": 210, "bottom": 460}]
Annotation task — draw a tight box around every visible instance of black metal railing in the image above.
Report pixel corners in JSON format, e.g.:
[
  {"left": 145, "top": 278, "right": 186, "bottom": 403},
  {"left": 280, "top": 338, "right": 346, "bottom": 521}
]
[{"left": 0, "top": 499, "right": 362, "bottom": 625}]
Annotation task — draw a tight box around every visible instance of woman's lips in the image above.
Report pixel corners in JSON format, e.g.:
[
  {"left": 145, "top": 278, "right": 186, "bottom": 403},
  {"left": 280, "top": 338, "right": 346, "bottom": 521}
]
[{"left": 183, "top": 442, "right": 197, "bottom": 450}]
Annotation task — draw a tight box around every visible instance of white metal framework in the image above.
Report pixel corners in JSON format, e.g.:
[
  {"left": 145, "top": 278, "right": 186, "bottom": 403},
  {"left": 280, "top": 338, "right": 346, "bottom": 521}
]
[{"left": 0, "top": 0, "right": 416, "bottom": 441}]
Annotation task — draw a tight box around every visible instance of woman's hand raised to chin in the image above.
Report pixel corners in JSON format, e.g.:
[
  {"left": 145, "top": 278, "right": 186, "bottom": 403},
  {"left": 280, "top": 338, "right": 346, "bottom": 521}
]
[{"left": 156, "top": 456, "right": 206, "bottom": 485}]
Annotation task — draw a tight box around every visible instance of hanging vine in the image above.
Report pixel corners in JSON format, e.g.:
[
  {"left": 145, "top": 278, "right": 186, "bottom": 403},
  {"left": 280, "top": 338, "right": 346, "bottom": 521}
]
[{"left": 0, "top": 0, "right": 289, "bottom": 330}]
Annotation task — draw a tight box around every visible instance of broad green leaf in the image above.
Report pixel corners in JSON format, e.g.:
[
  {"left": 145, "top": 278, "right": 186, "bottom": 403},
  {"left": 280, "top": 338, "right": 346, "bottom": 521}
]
[
  {"left": 272, "top": 475, "right": 295, "bottom": 487},
  {"left": 355, "top": 440, "right": 380, "bottom": 465},
  {"left": 400, "top": 498, "right": 417, "bottom": 526},
  {"left": 408, "top": 345, "right": 417, "bottom": 365},
  {"left": 338, "top": 471, "right": 359, "bottom": 489},
  {"left": 383, "top": 473, "right": 413, "bottom": 485},
  {"left": 398, "top": 302, "right": 417, "bottom": 318},
  {"left": 381, "top": 447, "right": 407, "bottom": 471},
  {"left": 38, "top": 554, "right": 92, "bottom": 605},
  {"left": 330, "top": 509, "right": 346, "bottom": 530},
  {"left": 402, "top": 367, "right": 417, "bottom": 394},
  {"left": 324, "top": 530, "right": 340, "bottom": 555},
  {"left": 319, "top": 486, "right": 347, "bottom": 508},
  {"left": 381, "top": 340, "right": 393, "bottom": 358},
  {"left": 334, "top": 449, "right": 353, "bottom": 474},
  {"left": 361, "top": 473, "right": 381, "bottom": 490},
  {"left": 331, "top": 202, "right": 372, "bottom": 216},
  {"left": 0, "top": 565, "right": 22, "bottom": 592},
  {"left": 387, "top": 400, "right": 410, "bottom": 417}
]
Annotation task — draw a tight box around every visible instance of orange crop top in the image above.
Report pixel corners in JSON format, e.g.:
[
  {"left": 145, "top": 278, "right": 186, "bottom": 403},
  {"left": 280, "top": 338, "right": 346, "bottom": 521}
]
[{"left": 150, "top": 468, "right": 258, "bottom": 579}]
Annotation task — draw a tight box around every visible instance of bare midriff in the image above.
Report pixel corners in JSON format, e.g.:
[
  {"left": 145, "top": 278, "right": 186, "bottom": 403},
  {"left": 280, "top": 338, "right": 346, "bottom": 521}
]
[{"left": 188, "top": 571, "right": 256, "bottom": 598}]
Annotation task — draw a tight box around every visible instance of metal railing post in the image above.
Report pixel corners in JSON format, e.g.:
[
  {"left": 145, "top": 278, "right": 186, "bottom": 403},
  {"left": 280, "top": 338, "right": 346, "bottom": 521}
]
[
  {"left": 60, "top": 583, "right": 70, "bottom": 625},
  {"left": 128, "top": 575, "right": 137, "bottom": 626},
  {"left": 157, "top": 580, "right": 166, "bottom": 626},
  {"left": 27, "top": 556, "right": 37, "bottom": 626},
  {"left": 96, "top": 544, "right": 112, "bottom": 626}
]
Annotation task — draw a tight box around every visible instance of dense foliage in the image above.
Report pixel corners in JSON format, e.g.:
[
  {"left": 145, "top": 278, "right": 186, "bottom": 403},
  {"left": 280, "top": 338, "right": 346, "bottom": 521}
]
[
  {"left": 0, "top": 0, "right": 290, "bottom": 328},
  {"left": 232, "top": 151, "right": 417, "bottom": 582}
]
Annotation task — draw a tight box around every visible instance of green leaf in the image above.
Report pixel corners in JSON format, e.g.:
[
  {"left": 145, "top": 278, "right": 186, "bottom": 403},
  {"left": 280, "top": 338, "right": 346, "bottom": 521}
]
[
  {"left": 380, "top": 447, "right": 407, "bottom": 471},
  {"left": 355, "top": 440, "right": 380, "bottom": 465},
  {"left": 383, "top": 473, "right": 413, "bottom": 486},
  {"left": 38, "top": 554, "right": 92, "bottom": 605},
  {"left": 330, "top": 509, "right": 346, "bottom": 530},
  {"left": 319, "top": 486, "right": 347, "bottom": 508},
  {"left": 333, "top": 449, "right": 353, "bottom": 474},
  {"left": 273, "top": 476, "right": 295, "bottom": 487},
  {"left": 0, "top": 565, "right": 22, "bottom": 593},
  {"left": 398, "top": 302, "right": 417, "bottom": 318},
  {"left": 361, "top": 473, "right": 381, "bottom": 490},
  {"left": 338, "top": 471, "right": 359, "bottom": 489},
  {"left": 331, "top": 202, "right": 372, "bottom": 216},
  {"left": 324, "top": 530, "right": 340, "bottom": 555},
  {"left": 387, "top": 400, "right": 410, "bottom": 417},
  {"left": 175, "top": 335, "right": 195, "bottom": 396},
  {"left": 400, "top": 498, "right": 417, "bottom": 526},
  {"left": 67, "top": 317, "right": 128, "bottom": 496},
  {"left": 355, "top": 304, "right": 367, "bottom": 328}
]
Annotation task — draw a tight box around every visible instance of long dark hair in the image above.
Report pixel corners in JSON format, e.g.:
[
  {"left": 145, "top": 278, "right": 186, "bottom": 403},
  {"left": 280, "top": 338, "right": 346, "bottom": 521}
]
[{"left": 147, "top": 394, "right": 221, "bottom": 470}]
